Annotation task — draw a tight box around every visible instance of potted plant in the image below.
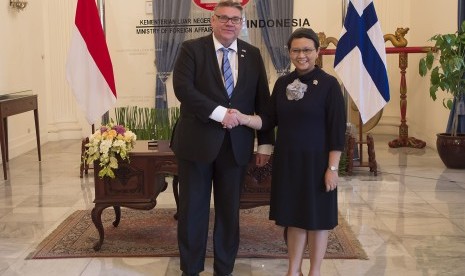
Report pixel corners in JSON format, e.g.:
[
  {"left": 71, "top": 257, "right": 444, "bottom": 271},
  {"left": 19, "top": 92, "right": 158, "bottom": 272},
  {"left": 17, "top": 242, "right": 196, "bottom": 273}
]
[
  {"left": 419, "top": 21, "right": 465, "bottom": 169},
  {"left": 114, "top": 106, "right": 179, "bottom": 141}
]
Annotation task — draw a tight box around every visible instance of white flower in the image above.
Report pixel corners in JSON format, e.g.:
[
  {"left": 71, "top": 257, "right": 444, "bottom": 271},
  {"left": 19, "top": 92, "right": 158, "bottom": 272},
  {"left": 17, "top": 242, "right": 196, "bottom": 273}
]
[
  {"left": 286, "top": 78, "right": 308, "bottom": 101},
  {"left": 99, "top": 139, "right": 112, "bottom": 154},
  {"left": 112, "top": 139, "right": 125, "bottom": 148}
]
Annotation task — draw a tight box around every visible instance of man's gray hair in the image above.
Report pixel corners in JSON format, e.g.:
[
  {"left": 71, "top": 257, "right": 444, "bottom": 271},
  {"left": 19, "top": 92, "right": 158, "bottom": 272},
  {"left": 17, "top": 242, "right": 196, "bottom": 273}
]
[{"left": 214, "top": 0, "right": 243, "bottom": 13}]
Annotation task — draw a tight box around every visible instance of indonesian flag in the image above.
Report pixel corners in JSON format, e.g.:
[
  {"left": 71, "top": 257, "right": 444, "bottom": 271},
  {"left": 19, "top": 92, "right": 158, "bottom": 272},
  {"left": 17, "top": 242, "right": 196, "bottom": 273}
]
[{"left": 66, "top": 0, "right": 116, "bottom": 125}]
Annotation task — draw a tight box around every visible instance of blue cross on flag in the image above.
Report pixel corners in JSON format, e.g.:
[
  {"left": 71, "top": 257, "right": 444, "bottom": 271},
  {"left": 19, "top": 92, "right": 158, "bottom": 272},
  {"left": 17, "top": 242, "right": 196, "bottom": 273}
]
[{"left": 334, "top": 0, "right": 390, "bottom": 124}]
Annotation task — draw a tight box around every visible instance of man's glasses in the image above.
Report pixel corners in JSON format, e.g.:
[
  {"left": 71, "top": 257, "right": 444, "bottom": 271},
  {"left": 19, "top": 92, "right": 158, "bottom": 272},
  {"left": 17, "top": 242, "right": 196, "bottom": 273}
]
[
  {"left": 214, "top": 14, "right": 243, "bottom": 25},
  {"left": 290, "top": 48, "right": 316, "bottom": 56}
]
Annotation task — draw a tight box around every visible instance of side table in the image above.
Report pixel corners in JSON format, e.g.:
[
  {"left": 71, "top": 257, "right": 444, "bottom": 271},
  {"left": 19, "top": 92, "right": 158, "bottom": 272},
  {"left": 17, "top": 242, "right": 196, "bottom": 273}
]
[
  {"left": 91, "top": 141, "right": 274, "bottom": 250},
  {"left": 91, "top": 141, "right": 177, "bottom": 251},
  {"left": 0, "top": 94, "right": 41, "bottom": 180}
]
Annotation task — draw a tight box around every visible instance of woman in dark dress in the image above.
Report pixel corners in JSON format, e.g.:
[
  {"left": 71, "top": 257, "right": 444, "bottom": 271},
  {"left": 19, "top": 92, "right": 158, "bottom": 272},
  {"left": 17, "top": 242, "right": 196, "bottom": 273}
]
[{"left": 231, "top": 28, "right": 346, "bottom": 276}]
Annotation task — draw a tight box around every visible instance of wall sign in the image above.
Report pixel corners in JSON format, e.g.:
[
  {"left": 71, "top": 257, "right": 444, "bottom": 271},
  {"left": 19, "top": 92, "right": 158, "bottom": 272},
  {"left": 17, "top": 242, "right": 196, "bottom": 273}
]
[{"left": 193, "top": 0, "right": 250, "bottom": 11}]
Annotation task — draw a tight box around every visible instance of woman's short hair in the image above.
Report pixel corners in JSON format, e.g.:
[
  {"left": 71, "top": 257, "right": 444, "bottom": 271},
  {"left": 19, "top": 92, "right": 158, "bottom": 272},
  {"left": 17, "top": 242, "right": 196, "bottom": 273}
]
[{"left": 287, "top": 28, "right": 320, "bottom": 50}]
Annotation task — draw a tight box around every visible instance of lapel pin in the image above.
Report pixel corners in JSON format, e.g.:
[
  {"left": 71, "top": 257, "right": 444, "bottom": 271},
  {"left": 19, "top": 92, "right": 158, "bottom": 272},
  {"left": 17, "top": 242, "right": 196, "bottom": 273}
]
[{"left": 313, "top": 80, "right": 318, "bottom": 85}]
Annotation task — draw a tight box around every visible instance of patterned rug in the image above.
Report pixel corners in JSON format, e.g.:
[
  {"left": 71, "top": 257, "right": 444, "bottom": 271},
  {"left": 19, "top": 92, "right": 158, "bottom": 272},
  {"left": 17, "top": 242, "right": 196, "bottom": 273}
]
[{"left": 28, "top": 207, "right": 367, "bottom": 259}]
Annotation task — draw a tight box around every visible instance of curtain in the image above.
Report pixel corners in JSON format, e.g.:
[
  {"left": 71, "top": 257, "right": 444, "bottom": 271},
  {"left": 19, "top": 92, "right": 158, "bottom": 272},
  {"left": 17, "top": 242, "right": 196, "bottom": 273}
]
[
  {"left": 153, "top": 0, "right": 191, "bottom": 109},
  {"left": 255, "top": 0, "right": 293, "bottom": 76},
  {"left": 447, "top": 0, "right": 465, "bottom": 133},
  {"left": 245, "top": 3, "right": 273, "bottom": 81}
]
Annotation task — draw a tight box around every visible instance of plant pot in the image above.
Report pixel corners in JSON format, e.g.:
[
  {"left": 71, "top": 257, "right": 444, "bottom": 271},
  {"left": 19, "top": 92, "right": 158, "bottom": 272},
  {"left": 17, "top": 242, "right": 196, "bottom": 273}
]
[{"left": 436, "top": 133, "right": 465, "bottom": 169}]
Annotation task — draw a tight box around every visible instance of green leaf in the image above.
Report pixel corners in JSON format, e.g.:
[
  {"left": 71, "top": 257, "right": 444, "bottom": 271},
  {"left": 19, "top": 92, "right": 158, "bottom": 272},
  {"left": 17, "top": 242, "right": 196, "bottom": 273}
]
[
  {"left": 425, "top": 52, "right": 435, "bottom": 69},
  {"left": 430, "top": 85, "right": 438, "bottom": 100},
  {"left": 98, "top": 168, "right": 107, "bottom": 178},
  {"left": 444, "top": 98, "right": 454, "bottom": 109},
  {"left": 419, "top": 58, "right": 427, "bottom": 76},
  {"left": 430, "top": 67, "right": 440, "bottom": 85},
  {"left": 107, "top": 169, "right": 115, "bottom": 179}
]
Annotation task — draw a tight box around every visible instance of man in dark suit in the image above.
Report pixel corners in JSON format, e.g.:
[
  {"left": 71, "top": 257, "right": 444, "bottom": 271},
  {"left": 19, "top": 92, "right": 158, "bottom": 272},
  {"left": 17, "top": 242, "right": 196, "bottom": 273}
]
[{"left": 171, "top": 1, "right": 274, "bottom": 275}]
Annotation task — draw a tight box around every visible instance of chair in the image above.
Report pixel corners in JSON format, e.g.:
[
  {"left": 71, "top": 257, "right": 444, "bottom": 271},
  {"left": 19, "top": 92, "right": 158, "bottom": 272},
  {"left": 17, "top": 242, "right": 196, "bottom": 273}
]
[{"left": 80, "top": 137, "right": 92, "bottom": 178}]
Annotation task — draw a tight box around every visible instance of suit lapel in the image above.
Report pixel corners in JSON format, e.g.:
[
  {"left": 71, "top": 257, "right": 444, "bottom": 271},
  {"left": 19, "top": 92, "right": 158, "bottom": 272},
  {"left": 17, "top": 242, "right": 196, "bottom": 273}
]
[
  {"left": 204, "top": 35, "right": 227, "bottom": 95},
  {"left": 235, "top": 42, "right": 248, "bottom": 98}
]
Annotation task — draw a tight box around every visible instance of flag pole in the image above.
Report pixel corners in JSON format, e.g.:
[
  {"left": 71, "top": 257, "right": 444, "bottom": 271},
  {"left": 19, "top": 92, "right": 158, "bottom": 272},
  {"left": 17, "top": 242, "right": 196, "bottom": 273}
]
[
  {"left": 98, "top": 0, "right": 109, "bottom": 126},
  {"left": 341, "top": 0, "right": 360, "bottom": 161},
  {"left": 97, "top": 0, "right": 105, "bottom": 31},
  {"left": 342, "top": 0, "right": 347, "bottom": 24},
  {"left": 335, "top": 0, "right": 385, "bottom": 175},
  {"left": 341, "top": 0, "right": 352, "bottom": 130}
]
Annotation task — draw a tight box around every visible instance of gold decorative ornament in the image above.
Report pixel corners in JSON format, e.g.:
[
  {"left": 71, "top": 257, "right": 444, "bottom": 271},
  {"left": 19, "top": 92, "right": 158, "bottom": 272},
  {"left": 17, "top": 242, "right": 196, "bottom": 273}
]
[
  {"left": 384, "top": 27, "right": 409, "bottom": 47},
  {"left": 318, "top": 32, "right": 338, "bottom": 49},
  {"left": 9, "top": 0, "right": 28, "bottom": 11}
]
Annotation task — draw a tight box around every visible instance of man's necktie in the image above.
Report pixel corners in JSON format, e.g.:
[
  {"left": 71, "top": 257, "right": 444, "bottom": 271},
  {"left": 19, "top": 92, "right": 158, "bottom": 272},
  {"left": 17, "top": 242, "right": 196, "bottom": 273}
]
[{"left": 221, "top": 48, "right": 234, "bottom": 98}]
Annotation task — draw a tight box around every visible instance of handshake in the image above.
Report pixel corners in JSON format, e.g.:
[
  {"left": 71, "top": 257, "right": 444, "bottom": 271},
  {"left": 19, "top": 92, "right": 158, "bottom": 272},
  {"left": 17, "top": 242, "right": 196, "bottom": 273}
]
[{"left": 222, "top": 109, "right": 254, "bottom": 129}]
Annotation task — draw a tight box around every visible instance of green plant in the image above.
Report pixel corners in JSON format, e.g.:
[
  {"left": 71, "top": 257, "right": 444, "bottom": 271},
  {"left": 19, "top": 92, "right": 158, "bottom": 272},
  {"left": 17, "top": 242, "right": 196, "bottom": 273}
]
[
  {"left": 419, "top": 20, "right": 465, "bottom": 136},
  {"left": 114, "top": 106, "right": 179, "bottom": 141},
  {"left": 154, "top": 107, "right": 180, "bottom": 140},
  {"left": 338, "top": 152, "right": 348, "bottom": 176},
  {"left": 114, "top": 106, "right": 155, "bottom": 140}
]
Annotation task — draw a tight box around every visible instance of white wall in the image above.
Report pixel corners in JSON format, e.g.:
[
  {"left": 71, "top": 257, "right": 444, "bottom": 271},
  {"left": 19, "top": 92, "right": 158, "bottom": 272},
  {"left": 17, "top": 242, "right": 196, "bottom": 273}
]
[
  {"left": 0, "top": 0, "right": 458, "bottom": 161},
  {"left": 0, "top": 1, "right": 48, "bottom": 159},
  {"left": 407, "top": 0, "right": 456, "bottom": 148}
]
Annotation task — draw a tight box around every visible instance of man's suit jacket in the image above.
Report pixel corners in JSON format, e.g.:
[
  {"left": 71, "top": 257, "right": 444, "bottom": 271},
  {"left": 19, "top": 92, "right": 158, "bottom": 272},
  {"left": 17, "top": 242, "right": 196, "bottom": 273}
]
[{"left": 171, "top": 34, "right": 274, "bottom": 166}]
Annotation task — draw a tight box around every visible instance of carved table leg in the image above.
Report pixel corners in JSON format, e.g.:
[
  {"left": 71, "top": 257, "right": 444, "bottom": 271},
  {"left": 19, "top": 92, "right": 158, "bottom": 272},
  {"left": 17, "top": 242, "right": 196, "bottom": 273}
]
[
  {"left": 80, "top": 137, "right": 90, "bottom": 178},
  {"left": 113, "top": 206, "right": 121, "bottom": 227},
  {"left": 172, "top": 175, "right": 179, "bottom": 220},
  {"left": 283, "top": 227, "right": 288, "bottom": 245},
  {"left": 346, "top": 134, "right": 355, "bottom": 176},
  {"left": 366, "top": 134, "right": 378, "bottom": 176},
  {"left": 91, "top": 204, "right": 108, "bottom": 251},
  {"left": 160, "top": 175, "right": 169, "bottom": 192}
]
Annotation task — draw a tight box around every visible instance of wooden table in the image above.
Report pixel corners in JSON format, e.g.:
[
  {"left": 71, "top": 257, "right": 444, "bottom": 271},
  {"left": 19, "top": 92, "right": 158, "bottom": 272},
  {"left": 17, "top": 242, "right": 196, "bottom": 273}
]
[
  {"left": 0, "top": 94, "right": 41, "bottom": 179},
  {"left": 91, "top": 140, "right": 272, "bottom": 250}
]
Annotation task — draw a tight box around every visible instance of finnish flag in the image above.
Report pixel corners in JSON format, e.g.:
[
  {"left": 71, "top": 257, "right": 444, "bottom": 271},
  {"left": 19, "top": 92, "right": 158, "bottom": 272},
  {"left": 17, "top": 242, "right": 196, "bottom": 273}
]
[{"left": 334, "top": 0, "right": 390, "bottom": 124}]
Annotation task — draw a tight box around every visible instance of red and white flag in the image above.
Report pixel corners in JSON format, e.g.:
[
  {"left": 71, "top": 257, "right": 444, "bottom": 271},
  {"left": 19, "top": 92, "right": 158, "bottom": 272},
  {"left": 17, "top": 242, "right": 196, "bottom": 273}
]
[{"left": 66, "top": 0, "right": 116, "bottom": 125}]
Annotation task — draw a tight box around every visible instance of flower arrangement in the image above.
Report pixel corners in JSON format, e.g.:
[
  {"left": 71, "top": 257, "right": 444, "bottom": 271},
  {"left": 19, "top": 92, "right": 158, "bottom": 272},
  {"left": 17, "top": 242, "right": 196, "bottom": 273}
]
[{"left": 83, "top": 123, "right": 137, "bottom": 178}]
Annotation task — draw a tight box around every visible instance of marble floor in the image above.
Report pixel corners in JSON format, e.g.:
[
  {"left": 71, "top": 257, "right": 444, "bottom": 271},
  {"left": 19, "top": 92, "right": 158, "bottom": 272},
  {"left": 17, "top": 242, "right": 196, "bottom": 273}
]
[{"left": 0, "top": 134, "right": 465, "bottom": 276}]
